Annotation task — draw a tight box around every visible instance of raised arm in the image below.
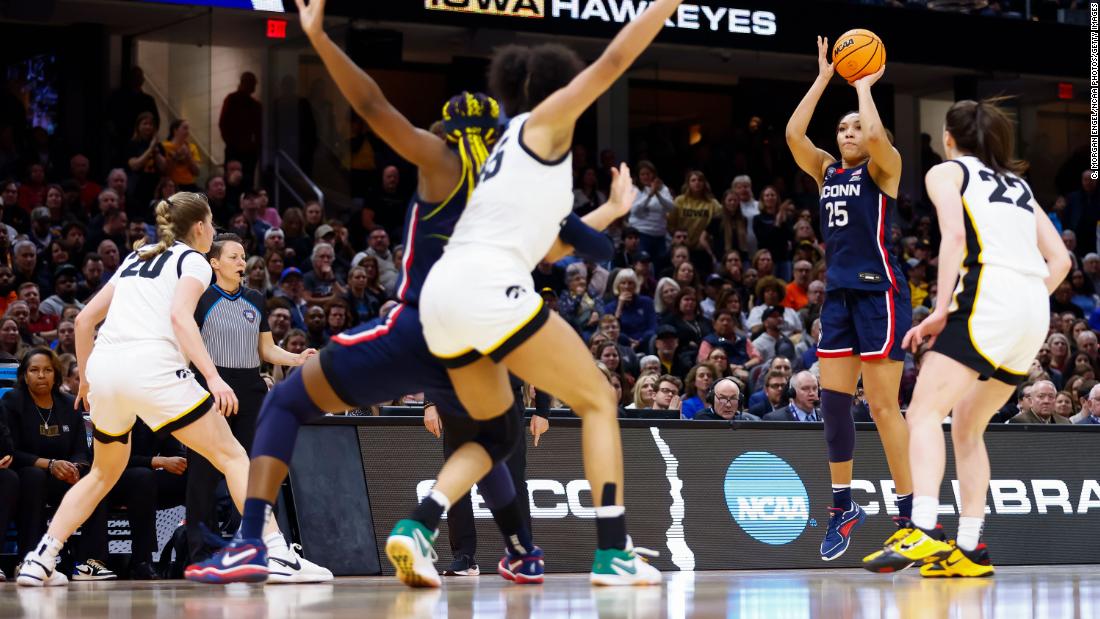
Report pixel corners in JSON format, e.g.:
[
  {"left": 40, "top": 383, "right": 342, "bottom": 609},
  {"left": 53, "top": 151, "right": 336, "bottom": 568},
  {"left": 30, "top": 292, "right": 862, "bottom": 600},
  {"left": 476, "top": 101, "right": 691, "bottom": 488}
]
[
  {"left": 295, "top": 0, "right": 450, "bottom": 170},
  {"left": 852, "top": 66, "right": 902, "bottom": 195},
  {"left": 527, "top": 0, "right": 683, "bottom": 153},
  {"left": 785, "top": 36, "right": 837, "bottom": 188}
]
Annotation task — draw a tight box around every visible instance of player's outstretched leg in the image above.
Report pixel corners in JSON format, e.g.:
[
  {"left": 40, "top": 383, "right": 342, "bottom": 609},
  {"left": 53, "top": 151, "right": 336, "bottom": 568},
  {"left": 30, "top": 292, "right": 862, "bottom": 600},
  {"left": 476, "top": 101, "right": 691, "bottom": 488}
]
[
  {"left": 498, "top": 313, "right": 661, "bottom": 586},
  {"left": 920, "top": 377, "right": 1010, "bottom": 578}
]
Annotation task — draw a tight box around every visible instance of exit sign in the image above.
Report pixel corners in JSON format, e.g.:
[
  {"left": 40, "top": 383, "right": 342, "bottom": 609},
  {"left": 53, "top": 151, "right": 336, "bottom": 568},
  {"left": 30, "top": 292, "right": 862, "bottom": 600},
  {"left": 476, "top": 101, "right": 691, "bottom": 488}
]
[
  {"left": 1058, "top": 82, "right": 1073, "bottom": 100},
  {"left": 267, "top": 19, "right": 287, "bottom": 39}
]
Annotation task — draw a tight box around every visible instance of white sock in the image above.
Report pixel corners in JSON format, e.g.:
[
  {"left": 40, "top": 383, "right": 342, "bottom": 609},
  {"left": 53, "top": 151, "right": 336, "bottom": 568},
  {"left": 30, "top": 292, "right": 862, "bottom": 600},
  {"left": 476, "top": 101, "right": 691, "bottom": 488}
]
[
  {"left": 956, "top": 517, "right": 983, "bottom": 552},
  {"left": 429, "top": 489, "right": 452, "bottom": 512},
  {"left": 594, "top": 505, "right": 625, "bottom": 518},
  {"left": 911, "top": 496, "right": 939, "bottom": 531},
  {"left": 35, "top": 534, "right": 63, "bottom": 561},
  {"left": 263, "top": 531, "right": 288, "bottom": 551}
]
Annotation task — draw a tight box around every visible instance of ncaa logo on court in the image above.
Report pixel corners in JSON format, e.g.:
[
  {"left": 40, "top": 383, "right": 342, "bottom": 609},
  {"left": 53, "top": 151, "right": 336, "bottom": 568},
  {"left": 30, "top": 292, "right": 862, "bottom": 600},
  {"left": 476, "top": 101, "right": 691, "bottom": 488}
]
[{"left": 724, "top": 452, "right": 809, "bottom": 545}]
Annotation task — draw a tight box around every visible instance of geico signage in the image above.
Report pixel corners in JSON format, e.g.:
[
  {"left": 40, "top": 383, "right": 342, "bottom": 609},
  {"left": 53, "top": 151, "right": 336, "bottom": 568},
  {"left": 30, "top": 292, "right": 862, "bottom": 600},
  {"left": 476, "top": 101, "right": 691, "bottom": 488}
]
[
  {"left": 425, "top": 0, "right": 777, "bottom": 36},
  {"left": 417, "top": 479, "right": 596, "bottom": 519}
]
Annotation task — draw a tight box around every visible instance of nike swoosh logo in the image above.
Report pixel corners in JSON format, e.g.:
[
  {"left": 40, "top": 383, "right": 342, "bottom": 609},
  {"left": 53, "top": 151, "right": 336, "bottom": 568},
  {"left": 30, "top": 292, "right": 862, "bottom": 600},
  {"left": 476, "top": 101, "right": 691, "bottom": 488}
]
[
  {"left": 221, "top": 549, "right": 257, "bottom": 567},
  {"left": 611, "top": 558, "right": 637, "bottom": 575},
  {"left": 510, "top": 560, "right": 523, "bottom": 571},
  {"left": 269, "top": 556, "right": 301, "bottom": 571}
]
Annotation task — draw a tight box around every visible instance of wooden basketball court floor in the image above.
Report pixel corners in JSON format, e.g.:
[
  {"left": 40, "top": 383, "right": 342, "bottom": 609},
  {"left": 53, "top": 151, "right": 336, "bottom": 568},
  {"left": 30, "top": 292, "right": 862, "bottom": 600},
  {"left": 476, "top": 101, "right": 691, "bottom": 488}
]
[{"left": 2, "top": 566, "right": 1096, "bottom": 618}]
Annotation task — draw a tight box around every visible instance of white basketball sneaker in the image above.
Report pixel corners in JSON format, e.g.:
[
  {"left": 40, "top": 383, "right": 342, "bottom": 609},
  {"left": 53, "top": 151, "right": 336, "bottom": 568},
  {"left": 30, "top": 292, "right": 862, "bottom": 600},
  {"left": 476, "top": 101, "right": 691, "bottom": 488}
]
[
  {"left": 16, "top": 551, "right": 68, "bottom": 587},
  {"left": 589, "top": 536, "right": 662, "bottom": 587},
  {"left": 265, "top": 534, "right": 335, "bottom": 584}
]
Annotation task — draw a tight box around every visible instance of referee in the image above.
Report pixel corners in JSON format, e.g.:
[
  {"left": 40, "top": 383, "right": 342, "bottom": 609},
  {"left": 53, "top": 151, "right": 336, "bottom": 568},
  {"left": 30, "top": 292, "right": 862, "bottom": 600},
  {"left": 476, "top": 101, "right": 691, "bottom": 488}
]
[{"left": 185, "top": 233, "right": 316, "bottom": 563}]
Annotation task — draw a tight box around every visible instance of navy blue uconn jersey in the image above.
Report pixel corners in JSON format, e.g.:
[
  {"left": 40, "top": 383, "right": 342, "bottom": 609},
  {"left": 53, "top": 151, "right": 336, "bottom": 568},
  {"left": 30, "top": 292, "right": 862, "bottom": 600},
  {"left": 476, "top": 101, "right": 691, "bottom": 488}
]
[
  {"left": 819, "top": 162, "right": 905, "bottom": 292},
  {"left": 391, "top": 182, "right": 469, "bottom": 307}
]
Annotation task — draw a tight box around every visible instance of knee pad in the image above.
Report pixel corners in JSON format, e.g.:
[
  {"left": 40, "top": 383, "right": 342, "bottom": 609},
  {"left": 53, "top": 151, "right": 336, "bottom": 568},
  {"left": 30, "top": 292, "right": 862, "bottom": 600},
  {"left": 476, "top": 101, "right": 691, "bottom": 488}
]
[
  {"left": 473, "top": 407, "right": 521, "bottom": 464},
  {"left": 821, "top": 388, "right": 856, "bottom": 463}
]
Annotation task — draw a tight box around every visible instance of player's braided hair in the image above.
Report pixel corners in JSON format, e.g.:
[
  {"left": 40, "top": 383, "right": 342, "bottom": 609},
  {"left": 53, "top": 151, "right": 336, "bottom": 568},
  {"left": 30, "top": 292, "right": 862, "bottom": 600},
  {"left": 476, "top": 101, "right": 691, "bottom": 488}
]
[
  {"left": 137, "top": 191, "right": 210, "bottom": 260},
  {"left": 441, "top": 92, "right": 501, "bottom": 196}
]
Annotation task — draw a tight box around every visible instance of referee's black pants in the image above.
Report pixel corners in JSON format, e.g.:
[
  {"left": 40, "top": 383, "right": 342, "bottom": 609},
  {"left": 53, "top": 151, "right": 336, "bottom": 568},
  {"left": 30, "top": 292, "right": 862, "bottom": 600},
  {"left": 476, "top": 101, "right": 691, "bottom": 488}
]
[
  {"left": 443, "top": 397, "right": 532, "bottom": 563},
  {"left": 186, "top": 367, "right": 267, "bottom": 562}
]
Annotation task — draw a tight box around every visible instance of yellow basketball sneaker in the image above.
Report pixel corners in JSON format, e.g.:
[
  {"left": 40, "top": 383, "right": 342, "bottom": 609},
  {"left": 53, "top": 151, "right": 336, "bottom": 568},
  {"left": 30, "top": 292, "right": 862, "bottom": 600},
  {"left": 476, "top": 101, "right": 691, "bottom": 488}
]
[
  {"left": 862, "top": 524, "right": 952, "bottom": 573},
  {"left": 920, "top": 542, "right": 995, "bottom": 578},
  {"left": 862, "top": 517, "right": 916, "bottom": 573}
]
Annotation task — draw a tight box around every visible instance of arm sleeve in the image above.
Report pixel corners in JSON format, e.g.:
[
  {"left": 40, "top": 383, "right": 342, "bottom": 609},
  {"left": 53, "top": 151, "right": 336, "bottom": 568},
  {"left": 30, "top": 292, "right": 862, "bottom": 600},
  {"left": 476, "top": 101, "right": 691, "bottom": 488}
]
[{"left": 559, "top": 214, "right": 613, "bottom": 262}]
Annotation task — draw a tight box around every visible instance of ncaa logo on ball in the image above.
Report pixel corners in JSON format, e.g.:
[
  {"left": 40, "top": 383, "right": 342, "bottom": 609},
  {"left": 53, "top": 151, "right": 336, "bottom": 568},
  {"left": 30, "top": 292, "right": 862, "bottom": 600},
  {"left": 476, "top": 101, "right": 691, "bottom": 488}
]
[
  {"left": 833, "top": 37, "right": 855, "bottom": 57},
  {"left": 723, "top": 451, "right": 809, "bottom": 545},
  {"left": 243, "top": 309, "right": 257, "bottom": 323}
]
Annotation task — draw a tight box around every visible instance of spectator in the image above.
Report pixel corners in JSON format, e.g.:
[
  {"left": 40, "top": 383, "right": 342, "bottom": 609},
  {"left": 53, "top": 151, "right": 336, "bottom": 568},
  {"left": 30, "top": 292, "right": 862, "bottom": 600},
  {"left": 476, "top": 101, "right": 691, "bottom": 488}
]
[
  {"left": 625, "top": 374, "right": 658, "bottom": 410},
  {"left": 630, "top": 252, "right": 654, "bottom": 297},
  {"left": 6, "top": 348, "right": 114, "bottom": 579},
  {"left": 799, "top": 318, "right": 822, "bottom": 372},
  {"left": 699, "top": 273, "right": 727, "bottom": 319},
  {"left": 709, "top": 189, "right": 754, "bottom": 260},
  {"left": 1084, "top": 253, "right": 1100, "bottom": 291},
  {"left": 1009, "top": 380, "right": 1071, "bottom": 424},
  {"left": 749, "top": 368, "right": 789, "bottom": 418},
  {"left": 1062, "top": 230, "right": 1082, "bottom": 271},
  {"left": 28, "top": 207, "right": 53, "bottom": 253},
  {"left": 245, "top": 255, "right": 273, "bottom": 298},
  {"left": 106, "top": 168, "right": 128, "bottom": 215},
  {"left": 574, "top": 167, "right": 607, "bottom": 217},
  {"left": 652, "top": 325, "right": 693, "bottom": 378},
  {"left": 747, "top": 356, "right": 793, "bottom": 410},
  {"left": 303, "top": 242, "right": 344, "bottom": 304},
  {"left": 1070, "top": 380, "right": 1098, "bottom": 423},
  {"left": 1047, "top": 333, "right": 1072, "bottom": 374},
  {"left": 1069, "top": 269, "right": 1097, "bottom": 315},
  {"left": 638, "top": 355, "right": 661, "bottom": 377},
  {"left": 698, "top": 308, "right": 759, "bottom": 382},
  {"left": 161, "top": 119, "right": 201, "bottom": 192},
  {"left": 752, "top": 186, "right": 794, "bottom": 280},
  {"left": 344, "top": 261, "right": 386, "bottom": 325},
  {"left": 108, "top": 66, "right": 159, "bottom": 157},
  {"left": 680, "top": 363, "right": 718, "bottom": 419},
  {"left": 240, "top": 191, "right": 272, "bottom": 242},
  {"left": 274, "top": 267, "right": 309, "bottom": 330},
  {"left": 628, "top": 161, "right": 675, "bottom": 260},
  {"left": 87, "top": 208, "right": 128, "bottom": 255},
  {"left": 76, "top": 253, "right": 104, "bottom": 302},
  {"left": 763, "top": 370, "right": 820, "bottom": 421},
  {"left": 6, "top": 302, "right": 41, "bottom": 350},
  {"left": 124, "top": 112, "right": 165, "bottom": 215},
  {"left": 669, "top": 170, "right": 720, "bottom": 262},
  {"left": 1077, "top": 329, "right": 1099, "bottom": 367},
  {"left": 265, "top": 251, "right": 286, "bottom": 286},
  {"left": 746, "top": 276, "right": 802, "bottom": 337},
  {"left": 19, "top": 283, "right": 58, "bottom": 338},
  {"left": 605, "top": 269, "right": 656, "bottom": 346},
  {"left": 532, "top": 260, "right": 567, "bottom": 296},
  {"left": 263, "top": 227, "right": 287, "bottom": 258},
  {"left": 662, "top": 287, "right": 711, "bottom": 350},
  {"left": 205, "top": 175, "right": 232, "bottom": 225},
  {"left": 996, "top": 380, "right": 1033, "bottom": 423},
  {"left": 730, "top": 175, "right": 761, "bottom": 248},
  {"left": 12, "top": 241, "right": 50, "bottom": 296},
  {"left": 672, "top": 258, "right": 700, "bottom": 291},
  {"left": 0, "top": 266, "right": 14, "bottom": 317},
  {"left": 559, "top": 264, "right": 601, "bottom": 336},
  {"left": 653, "top": 277, "right": 681, "bottom": 322},
  {"left": 97, "top": 240, "right": 121, "bottom": 282},
  {"left": 652, "top": 374, "right": 683, "bottom": 412},
  {"left": 266, "top": 300, "right": 293, "bottom": 348},
  {"left": 149, "top": 177, "right": 176, "bottom": 213},
  {"left": 373, "top": 165, "right": 408, "bottom": 240},
  {"left": 597, "top": 314, "right": 639, "bottom": 375},
  {"left": 612, "top": 227, "right": 642, "bottom": 270},
  {"left": 324, "top": 298, "right": 351, "bottom": 339},
  {"left": 219, "top": 72, "right": 262, "bottom": 189},
  {"left": 752, "top": 306, "right": 797, "bottom": 366},
  {"left": 52, "top": 320, "right": 76, "bottom": 356},
  {"left": 257, "top": 188, "right": 281, "bottom": 229},
  {"left": 783, "top": 260, "right": 813, "bottom": 310},
  {"left": 1074, "top": 383, "right": 1100, "bottom": 424},
  {"left": 798, "top": 280, "right": 825, "bottom": 332},
  {"left": 304, "top": 305, "right": 328, "bottom": 349},
  {"left": 304, "top": 200, "right": 325, "bottom": 239},
  {"left": 594, "top": 342, "right": 630, "bottom": 392},
  {"left": 540, "top": 287, "right": 560, "bottom": 313},
  {"left": 353, "top": 227, "right": 397, "bottom": 295},
  {"left": 17, "top": 163, "right": 47, "bottom": 213},
  {"left": 0, "top": 191, "right": 18, "bottom": 243},
  {"left": 69, "top": 154, "right": 102, "bottom": 214},
  {"left": 1055, "top": 391, "right": 1077, "bottom": 419},
  {"left": 695, "top": 377, "right": 761, "bottom": 421}
]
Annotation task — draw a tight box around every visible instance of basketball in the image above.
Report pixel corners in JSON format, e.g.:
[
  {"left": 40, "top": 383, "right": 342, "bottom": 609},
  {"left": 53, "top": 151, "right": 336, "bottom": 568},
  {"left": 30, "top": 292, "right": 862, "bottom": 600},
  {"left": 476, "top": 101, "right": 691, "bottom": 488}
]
[{"left": 832, "top": 29, "right": 885, "bottom": 83}]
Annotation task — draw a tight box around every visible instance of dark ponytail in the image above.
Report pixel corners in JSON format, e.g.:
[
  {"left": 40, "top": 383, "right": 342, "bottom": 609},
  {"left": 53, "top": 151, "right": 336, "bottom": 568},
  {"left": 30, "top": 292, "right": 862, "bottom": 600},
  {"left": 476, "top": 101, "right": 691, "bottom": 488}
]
[
  {"left": 945, "top": 97, "right": 1027, "bottom": 176},
  {"left": 488, "top": 43, "right": 583, "bottom": 117}
]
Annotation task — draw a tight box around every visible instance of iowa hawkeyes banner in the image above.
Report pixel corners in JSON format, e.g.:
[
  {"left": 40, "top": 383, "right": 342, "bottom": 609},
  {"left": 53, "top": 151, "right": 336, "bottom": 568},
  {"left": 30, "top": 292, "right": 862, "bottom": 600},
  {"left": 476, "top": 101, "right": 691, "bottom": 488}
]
[{"left": 288, "top": 419, "right": 1100, "bottom": 575}]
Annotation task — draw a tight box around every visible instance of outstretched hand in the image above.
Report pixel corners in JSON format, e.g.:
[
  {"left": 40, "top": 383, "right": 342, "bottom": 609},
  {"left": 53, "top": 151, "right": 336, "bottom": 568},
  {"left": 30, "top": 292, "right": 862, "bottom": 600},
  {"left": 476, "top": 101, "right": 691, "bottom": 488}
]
[
  {"left": 294, "top": 0, "right": 326, "bottom": 39},
  {"left": 607, "top": 163, "right": 637, "bottom": 219},
  {"left": 817, "top": 36, "right": 834, "bottom": 81}
]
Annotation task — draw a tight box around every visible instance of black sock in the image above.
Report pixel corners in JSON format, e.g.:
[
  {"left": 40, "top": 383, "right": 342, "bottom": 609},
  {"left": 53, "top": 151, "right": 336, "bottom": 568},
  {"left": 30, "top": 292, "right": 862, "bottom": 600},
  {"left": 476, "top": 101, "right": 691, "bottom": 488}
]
[
  {"left": 491, "top": 497, "right": 534, "bottom": 556},
  {"left": 596, "top": 513, "right": 627, "bottom": 550},
  {"left": 411, "top": 496, "right": 446, "bottom": 532},
  {"left": 832, "top": 486, "right": 852, "bottom": 511},
  {"left": 896, "top": 493, "right": 913, "bottom": 520}
]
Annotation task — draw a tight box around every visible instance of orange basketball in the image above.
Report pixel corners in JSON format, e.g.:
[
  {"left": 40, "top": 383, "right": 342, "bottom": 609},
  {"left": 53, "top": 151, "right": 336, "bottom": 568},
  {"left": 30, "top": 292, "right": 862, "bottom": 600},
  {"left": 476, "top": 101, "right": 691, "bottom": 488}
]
[{"left": 832, "top": 29, "right": 885, "bottom": 83}]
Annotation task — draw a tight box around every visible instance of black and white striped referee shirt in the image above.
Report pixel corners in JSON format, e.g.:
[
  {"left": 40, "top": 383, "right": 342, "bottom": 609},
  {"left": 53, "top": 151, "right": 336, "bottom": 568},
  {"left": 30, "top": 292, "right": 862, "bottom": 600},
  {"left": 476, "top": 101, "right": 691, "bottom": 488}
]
[{"left": 194, "top": 284, "right": 269, "bottom": 369}]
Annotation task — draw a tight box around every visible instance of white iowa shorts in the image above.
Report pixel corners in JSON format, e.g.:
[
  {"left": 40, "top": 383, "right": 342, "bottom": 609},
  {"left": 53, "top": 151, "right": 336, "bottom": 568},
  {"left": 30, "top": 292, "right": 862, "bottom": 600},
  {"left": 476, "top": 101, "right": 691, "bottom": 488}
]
[
  {"left": 419, "top": 250, "right": 549, "bottom": 368},
  {"left": 931, "top": 264, "right": 1049, "bottom": 384},
  {"left": 87, "top": 342, "right": 212, "bottom": 443}
]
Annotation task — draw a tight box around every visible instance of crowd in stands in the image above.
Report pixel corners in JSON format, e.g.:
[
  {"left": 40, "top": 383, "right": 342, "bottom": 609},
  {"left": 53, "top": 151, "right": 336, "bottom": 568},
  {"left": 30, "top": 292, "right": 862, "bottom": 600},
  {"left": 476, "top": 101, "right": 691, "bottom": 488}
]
[
  {"left": 847, "top": 0, "right": 1084, "bottom": 21},
  {"left": 0, "top": 60, "right": 1097, "bottom": 580}
]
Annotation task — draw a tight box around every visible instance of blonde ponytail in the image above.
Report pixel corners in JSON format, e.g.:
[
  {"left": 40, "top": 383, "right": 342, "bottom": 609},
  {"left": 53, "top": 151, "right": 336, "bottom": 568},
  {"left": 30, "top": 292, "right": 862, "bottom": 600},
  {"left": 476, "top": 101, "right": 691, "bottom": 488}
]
[{"left": 136, "top": 192, "right": 211, "bottom": 260}]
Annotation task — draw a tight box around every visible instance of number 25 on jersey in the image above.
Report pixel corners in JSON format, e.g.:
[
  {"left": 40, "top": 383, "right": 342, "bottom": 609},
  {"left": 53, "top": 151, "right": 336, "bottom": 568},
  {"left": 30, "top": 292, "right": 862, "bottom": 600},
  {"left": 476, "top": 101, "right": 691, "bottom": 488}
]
[{"left": 825, "top": 200, "right": 849, "bottom": 228}]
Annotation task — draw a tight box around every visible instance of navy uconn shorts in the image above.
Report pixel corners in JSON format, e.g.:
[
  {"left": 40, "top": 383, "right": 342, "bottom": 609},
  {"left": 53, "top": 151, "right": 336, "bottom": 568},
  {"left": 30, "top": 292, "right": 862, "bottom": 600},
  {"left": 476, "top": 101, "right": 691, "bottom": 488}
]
[
  {"left": 817, "top": 287, "right": 912, "bottom": 362},
  {"left": 318, "top": 303, "right": 469, "bottom": 417}
]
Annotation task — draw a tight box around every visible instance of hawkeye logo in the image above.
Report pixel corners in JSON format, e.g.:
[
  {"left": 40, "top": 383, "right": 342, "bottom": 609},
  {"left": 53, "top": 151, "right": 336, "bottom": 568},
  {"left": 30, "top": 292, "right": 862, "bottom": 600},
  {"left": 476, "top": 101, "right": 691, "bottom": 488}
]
[
  {"left": 425, "top": 0, "right": 545, "bottom": 19},
  {"left": 724, "top": 452, "right": 809, "bottom": 545}
]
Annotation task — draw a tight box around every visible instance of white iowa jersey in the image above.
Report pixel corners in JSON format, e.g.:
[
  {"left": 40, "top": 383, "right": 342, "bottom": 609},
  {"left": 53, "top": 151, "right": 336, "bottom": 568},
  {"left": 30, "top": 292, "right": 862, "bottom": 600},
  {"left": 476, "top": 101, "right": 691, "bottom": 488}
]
[
  {"left": 954, "top": 156, "right": 1048, "bottom": 278},
  {"left": 96, "top": 242, "right": 213, "bottom": 348},
  {"left": 445, "top": 113, "right": 573, "bottom": 269}
]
